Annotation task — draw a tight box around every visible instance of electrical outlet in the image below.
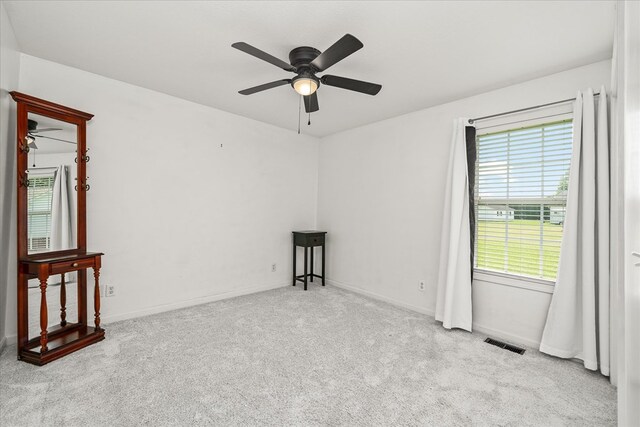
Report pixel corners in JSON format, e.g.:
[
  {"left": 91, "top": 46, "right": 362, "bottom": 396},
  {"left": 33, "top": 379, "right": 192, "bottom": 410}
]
[
  {"left": 271, "top": 263, "right": 277, "bottom": 272},
  {"left": 419, "top": 281, "right": 425, "bottom": 291},
  {"left": 106, "top": 285, "right": 115, "bottom": 297}
]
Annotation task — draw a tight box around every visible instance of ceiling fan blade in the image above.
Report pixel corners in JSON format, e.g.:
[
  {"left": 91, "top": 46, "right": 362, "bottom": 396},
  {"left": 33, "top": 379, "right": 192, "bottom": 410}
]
[
  {"left": 321, "top": 75, "right": 382, "bottom": 95},
  {"left": 239, "top": 79, "right": 292, "bottom": 95},
  {"left": 304, "top": 92, "right": 319, "bottom": 113},
  {"left": 310, "top": 34, "right": 363, "bottom": 72},
  {"left": 35, "top": 134, "right": 76, "bottom": 144},
  {"left": 31, "top": 127, "right": 63, "bottom": 133},
  {"left": 232, "top": 42, "right": 296, "bottom": 72}
]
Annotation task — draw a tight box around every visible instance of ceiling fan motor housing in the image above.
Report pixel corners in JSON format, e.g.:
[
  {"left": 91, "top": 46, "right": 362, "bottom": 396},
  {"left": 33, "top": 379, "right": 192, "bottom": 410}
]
[
  {"left": 288, "top": 46, "right": 321, "bottom": 70},
  {"left": 289, "top": 46, "right": 322, "bottom": 92},
  {"left": 28, "top": 119, "right": 38, "bottom": 132}
]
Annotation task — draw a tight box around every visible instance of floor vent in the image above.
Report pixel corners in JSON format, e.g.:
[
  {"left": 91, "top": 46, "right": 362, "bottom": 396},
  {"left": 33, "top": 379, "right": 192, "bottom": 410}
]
[{"left": 484, "top": 338, "right": 526, "bottom": 355}]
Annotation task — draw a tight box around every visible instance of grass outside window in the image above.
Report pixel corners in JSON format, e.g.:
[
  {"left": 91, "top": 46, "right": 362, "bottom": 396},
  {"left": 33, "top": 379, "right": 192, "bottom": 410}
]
[{"left": 475, "top": 219, "right": 563, "bottom": 280}]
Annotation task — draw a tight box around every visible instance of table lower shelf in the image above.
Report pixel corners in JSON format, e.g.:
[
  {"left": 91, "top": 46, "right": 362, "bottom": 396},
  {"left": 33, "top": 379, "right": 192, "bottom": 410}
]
[
  {"left": 295, "top": 273, "right": 324, "bottom": 283},
  {"left": 20, "top": 322, "right": 105, "bottom": 365}
]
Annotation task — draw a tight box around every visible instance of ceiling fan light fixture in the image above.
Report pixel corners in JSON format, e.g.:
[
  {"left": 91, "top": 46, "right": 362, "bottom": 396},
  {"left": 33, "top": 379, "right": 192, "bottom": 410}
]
[{"left": 292, "top": 75, "right": 319, "bottom": 96}]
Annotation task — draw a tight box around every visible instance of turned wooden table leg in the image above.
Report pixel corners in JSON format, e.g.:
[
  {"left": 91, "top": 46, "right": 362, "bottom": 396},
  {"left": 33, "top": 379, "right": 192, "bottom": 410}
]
[
  {"left": 38, "top": 272, "right": 49, "bottom": 353},
  {"left": 60, "top": 274, "right": 67, "bottom": 327},
  {"left": 17, "top": 270, "right": 29, "bottom": 358},
  {"left": 93, "top": 268, "right": 101, "bottom": 331}
]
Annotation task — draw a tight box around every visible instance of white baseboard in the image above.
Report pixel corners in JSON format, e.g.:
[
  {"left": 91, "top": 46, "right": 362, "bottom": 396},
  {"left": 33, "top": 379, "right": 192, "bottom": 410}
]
[
  {"left": 327, "top": 278, "right": 541, "bottom": 349},
  {"left": 2, "top": 282, "right": 290, "bottom": 347},
  {"left": 100, "top": 282, "right": 290, "bottom": 324},
  {"left": 3, "top": 280, "right": 542, "bottom": 351},
  {"left": 327, "top": 279, "right": 436, "bottom": 318}
]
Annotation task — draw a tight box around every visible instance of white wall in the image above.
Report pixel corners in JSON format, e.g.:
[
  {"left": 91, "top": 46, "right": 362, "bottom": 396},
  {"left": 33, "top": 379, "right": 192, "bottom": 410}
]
[
  {"left": 0, "top": 1, "right": 21, "bottom": 349},
  {"left": 3, "top": 54, "right": 319, "bottom": 341},
  {"left": 318, "top": 60, "right": 611, "bottom": 347}
]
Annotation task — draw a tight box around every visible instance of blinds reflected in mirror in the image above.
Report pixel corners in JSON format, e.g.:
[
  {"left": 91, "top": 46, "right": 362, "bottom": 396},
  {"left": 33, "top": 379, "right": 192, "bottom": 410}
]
[{"left": 27, "top": 173, "right": 55, "bottom": 252}]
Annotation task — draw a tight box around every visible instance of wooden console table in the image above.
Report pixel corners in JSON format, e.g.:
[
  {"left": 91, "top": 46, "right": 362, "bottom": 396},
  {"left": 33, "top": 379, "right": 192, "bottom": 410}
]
[
  {"left": 18, "top": 252, "right": 104, "bottom": 365},
  {"left": 292, "top": 230, "right": 327, "bottom": 290}
]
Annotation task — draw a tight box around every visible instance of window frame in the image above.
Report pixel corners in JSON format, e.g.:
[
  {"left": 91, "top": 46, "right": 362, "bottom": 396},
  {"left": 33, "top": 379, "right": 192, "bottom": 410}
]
[{"left": 472, "top": 110, "right": 573, "bottom": 288}]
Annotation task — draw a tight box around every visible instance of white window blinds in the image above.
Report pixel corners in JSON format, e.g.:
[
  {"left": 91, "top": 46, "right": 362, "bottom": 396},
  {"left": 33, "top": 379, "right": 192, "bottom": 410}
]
[
  {"left": 27, "top": 174, "right": 55, "bottom": 252},
  {"left": 474, "top": 120, "right": 573, "bottom": 280}
]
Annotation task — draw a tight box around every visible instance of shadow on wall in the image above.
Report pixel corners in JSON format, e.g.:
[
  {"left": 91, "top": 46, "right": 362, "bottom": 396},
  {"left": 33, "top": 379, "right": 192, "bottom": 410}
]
[{"left": 0, "top": 90, "right": 17, "bottom": 344}]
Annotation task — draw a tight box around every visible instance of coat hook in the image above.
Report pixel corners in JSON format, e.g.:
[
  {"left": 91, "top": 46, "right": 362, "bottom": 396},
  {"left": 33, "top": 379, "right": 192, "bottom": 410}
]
[
  {"left": 74, "top": 177, "right": 90, "bottom": 191},
  {"left": 19, "top": 141, "right": 30, "bottom": 153}
]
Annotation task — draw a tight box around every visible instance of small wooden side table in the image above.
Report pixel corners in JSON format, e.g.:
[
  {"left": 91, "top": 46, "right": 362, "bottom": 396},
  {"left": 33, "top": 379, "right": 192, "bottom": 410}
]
[
  {"left": 292, "top": 231, "right": 327, "bottom": 291},
  {"left": 17, "top": 251, "right": 104, "bottom": 365}
]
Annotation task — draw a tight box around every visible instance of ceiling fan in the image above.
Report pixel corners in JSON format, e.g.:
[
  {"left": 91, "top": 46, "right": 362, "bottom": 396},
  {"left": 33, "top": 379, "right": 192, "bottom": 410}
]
[
  {"left": 232, "top": 34, "right": 382, "bottom": 113},
  {"left": 26, "top": 119, "right": 75, "bottom": 149}
]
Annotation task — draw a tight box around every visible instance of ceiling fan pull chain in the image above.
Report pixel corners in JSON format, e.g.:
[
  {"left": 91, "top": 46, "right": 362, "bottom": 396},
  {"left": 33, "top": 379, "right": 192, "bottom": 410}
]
[{"left": 308, "top": 112, "right": 311, "bottom": 126}]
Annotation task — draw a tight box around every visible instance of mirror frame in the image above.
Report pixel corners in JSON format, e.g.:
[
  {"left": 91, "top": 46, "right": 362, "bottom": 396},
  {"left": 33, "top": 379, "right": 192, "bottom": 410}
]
[{"left": 10, "top": 92, "right": 94, "bottom": 261}]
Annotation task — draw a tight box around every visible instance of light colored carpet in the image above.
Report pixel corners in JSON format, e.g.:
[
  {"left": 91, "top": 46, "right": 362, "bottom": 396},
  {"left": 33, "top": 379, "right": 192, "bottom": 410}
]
[{"left": 0, "top": 285, "right": 616, "bottom": 426}]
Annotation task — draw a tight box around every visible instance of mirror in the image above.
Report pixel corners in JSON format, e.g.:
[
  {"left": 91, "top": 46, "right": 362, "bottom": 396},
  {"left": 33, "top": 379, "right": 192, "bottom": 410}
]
[{"left": 26, "top": 112, "right": 78, "bottom": 254}]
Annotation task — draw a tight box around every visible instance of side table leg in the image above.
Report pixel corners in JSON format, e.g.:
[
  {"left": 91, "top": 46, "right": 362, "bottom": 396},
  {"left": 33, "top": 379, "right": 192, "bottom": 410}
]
[
  {"left": 303, "top": 247, "right": 308, "bottom": 291},
  {"left": 60, "top": 274, "right": 67, "bottom": 326},
  {"left": 38, "top": 275, "right": 49, "bottom": 353},
  {"left": 322, "top": 243, "right": 326, "bottom": 286},
  {"left": 93, "top": 268, "right": 101, "bottom": 331},
  {"left": 292, "top": 241, "right": 296, "bottom": 286},
  {"left": 310, "top": 246, "right": 314, "bottom": 282}
]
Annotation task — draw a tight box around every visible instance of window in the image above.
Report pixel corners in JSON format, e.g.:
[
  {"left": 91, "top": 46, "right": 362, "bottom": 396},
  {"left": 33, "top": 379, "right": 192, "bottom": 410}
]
[
  {"left": 474, "top": 120, "right": 573, "bottom": 281},
  {"left": 27, "top": 174, "right": 55, "bottom": 252}
]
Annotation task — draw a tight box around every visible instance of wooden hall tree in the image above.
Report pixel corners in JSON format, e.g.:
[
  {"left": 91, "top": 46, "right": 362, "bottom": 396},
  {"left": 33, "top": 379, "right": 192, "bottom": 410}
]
[{"left": 10, "top": 92, "right": 105, "bottom": 365}]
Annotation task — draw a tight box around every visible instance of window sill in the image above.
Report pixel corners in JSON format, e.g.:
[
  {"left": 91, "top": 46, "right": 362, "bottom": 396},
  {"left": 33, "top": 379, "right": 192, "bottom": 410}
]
[{"left": 473, "top": 269, "right": 555, "bottom": 294}]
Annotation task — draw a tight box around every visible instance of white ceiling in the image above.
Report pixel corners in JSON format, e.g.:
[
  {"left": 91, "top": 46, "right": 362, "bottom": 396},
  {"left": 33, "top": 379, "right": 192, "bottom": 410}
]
[{"left": 4, "top": 1, "right": 615, "bottom": 137}]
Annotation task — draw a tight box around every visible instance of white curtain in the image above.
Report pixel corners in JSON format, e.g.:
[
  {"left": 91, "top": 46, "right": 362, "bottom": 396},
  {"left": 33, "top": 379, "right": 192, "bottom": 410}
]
[
  {"left": 539, "top": 88, "right": 610, "bottom": 375},
  {"left": 50, "top": 165, "right": 73, "bottom": 251},
  {"left": 436, "top": 118, "right": 473, "bottom": 332}
]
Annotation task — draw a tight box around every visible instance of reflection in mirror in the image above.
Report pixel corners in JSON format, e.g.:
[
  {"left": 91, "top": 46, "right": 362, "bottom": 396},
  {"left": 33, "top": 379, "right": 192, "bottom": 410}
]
[{"left": 26, "top": 113, "right": 78, "bottom": 254}]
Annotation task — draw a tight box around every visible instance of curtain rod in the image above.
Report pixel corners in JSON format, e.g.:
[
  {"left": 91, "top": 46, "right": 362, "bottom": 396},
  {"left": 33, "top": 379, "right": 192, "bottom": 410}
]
[
  {"left": 26, "top": 167, "right": 59, "bottom": 173},
  {"left": 26, "top": 165, "right": 61, "bottom": 175},
  {"left": 469, "top": 92, "right": 600, "bottom": 125}
]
